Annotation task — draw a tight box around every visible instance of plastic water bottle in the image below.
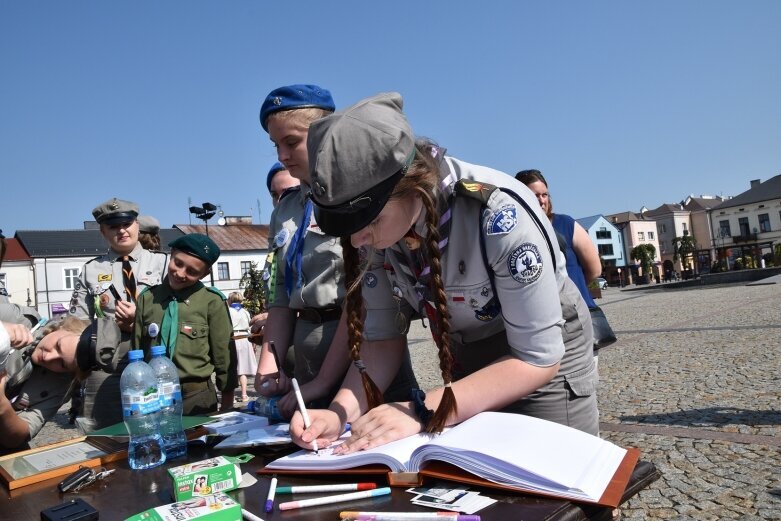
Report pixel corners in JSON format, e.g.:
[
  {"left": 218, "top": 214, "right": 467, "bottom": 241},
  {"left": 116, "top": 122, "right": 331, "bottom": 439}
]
[
  {"left": 121, "top": 350, "right": 166, "bottom": 470},
  {"left": 247, "top": 395, "right": 284, "bottom": 422},
  {"left": 148, "top": 345, "right": 187, "bottom": 459}
]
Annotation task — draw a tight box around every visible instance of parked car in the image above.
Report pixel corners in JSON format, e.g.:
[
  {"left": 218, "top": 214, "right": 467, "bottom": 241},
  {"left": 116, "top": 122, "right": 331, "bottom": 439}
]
[{"left": 595, "top": 277, "right": 608, "bottom": 289}]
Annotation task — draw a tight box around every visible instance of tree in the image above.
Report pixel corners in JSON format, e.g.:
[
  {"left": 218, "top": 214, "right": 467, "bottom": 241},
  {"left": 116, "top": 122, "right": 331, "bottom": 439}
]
[
  {"left": 631, "top": 243, "right": 657, "bottom": 280},
  {"left": 672, "top": 233, "right": 697, "bottom": 271},
  {"left": 239, "top": 261, "right": 268, "bottom": 317}
]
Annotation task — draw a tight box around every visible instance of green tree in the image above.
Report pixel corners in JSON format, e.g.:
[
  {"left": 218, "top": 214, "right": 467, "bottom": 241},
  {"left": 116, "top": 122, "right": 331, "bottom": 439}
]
[
  {"left": 672, "top": 233, "right": 697, "bottom": 270},
  {"left": 631, "top": 243, "right": 657, "bottom": 278},
  {"left": 239, "top": 261, "right": 268, "bottom": 317}
]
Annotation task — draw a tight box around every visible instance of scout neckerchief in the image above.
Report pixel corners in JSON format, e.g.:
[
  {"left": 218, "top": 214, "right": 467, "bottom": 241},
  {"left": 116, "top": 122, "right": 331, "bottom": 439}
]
[
  {"left": 159, "top": 281, "right": 205, "bottom": 358},
  {"left": 122, "top": 255, "right": 137, "bottom": 302},
  {"left": 387, "top": 148, "right": 456, "bottom": 340},
  {"left": 284, "top": 197, "right": 313, "bottom": 297}
]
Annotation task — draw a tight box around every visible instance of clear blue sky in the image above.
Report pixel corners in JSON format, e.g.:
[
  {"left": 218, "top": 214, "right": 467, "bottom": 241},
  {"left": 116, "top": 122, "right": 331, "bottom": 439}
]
[{"left": 2, "top": 1, "right": 780, "bottom": 236}]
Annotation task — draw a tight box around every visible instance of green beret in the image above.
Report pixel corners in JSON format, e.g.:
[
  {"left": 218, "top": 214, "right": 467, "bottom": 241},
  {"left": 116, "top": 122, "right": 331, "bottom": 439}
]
[{"left": 169, "top": 233, "right": 220, "bottom": 266}]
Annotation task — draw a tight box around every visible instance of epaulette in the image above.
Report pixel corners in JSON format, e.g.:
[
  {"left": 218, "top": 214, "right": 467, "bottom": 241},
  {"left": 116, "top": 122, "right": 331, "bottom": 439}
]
[
  {"left": 206, "top": 286, "right": 227, "bottom": 300},
  {"left": 453, "top": 180, "right": 498, "bottom": 205}
]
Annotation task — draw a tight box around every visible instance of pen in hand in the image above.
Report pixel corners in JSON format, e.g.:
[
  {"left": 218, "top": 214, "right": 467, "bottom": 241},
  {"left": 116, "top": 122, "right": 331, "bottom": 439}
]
[{"left": 291, "top": 377, "right": 319, "bottom": 454}]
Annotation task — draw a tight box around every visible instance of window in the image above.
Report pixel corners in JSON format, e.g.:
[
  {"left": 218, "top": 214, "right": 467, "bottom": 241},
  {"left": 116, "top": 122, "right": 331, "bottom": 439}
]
[
  {"left": 637, "top": 231, "right": 645, "bottom": 241},
  {"left": 738, "top": 217, "right": 750, "bottom": 236},
  {"left": 64, "top": 268, "right": 80, "bottom": 290},
  {"left": 660, "top": 224, "right": 667, "bottom": 233},
  {"left": 595, "top": 228, "right": 612, "bottom": 240},
  {"left": 217, "top": 262, "right": 230, "bottom": 280},
  {"left": 759, "top": 213, "right": 771, "bottom": 233},
  {"left": 682, "top": 223, "right": 688, "bottom": 233},
  {"left": 598, "top": 244, "right": 614, "bottom": 256},
  {"left": 240, "top": 261, "right": 252, "bottom": 277},
  {"left": 648, "top": 231, "right": 655, "bottom": 240},
  {"left": 719, "top": 220, "right": 731, "bottom": 237}
]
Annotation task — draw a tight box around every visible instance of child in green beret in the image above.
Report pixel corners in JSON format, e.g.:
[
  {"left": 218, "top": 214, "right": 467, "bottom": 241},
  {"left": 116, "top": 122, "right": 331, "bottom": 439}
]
[{"left": 133, "top": 233, "right": 237, "bottom": 415}]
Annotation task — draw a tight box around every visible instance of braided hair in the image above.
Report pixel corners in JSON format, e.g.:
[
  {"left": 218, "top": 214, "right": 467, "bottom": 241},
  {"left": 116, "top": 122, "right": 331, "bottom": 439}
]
[{"left": 340, "top": 139, "right": 457, "bottom": 431}]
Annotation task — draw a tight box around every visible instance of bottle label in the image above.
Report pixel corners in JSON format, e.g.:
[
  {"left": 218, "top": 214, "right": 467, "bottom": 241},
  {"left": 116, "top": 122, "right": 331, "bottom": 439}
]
[
  {"left": 158, "top": 383, "right": 182, "bottom": 407},
  {"left": 122, "top": 388, "right": 161, "bottom": 417}
]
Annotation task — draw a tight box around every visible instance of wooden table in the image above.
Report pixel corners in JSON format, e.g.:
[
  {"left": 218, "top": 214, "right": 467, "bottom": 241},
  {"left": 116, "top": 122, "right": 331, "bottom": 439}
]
[{"left": 1, "top": 443, "right": 660, "bottom": 520}]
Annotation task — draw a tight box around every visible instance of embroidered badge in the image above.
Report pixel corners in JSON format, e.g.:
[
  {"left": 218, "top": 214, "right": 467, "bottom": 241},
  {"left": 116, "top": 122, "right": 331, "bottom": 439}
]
[
  {"left": 508, "top": 243, "right": 544, "bottom": 284},
  {"left": 451, "top": 292, "right": 465, "bottom": 302},
  {"left": 274, "top": 228, "right": 290, "bottom": 248},
  {"left": 475, "top": 297, "right": 501, "bottom": 321},
  {"left": 97, "top": 273, "right": 112, "bottom": 282},
  {"left": 364, "top": 272, "right": 378, "bottom": 288},
  {"left": 487, "top": 205, "right": 517, "bottom": 235}
]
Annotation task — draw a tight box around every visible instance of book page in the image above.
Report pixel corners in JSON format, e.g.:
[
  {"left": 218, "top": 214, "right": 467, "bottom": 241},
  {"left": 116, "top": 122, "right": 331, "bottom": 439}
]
[
  {"left": 265, "top": 431, "right": 434, "bottom": 472},
  {"left": 409, "top": 412, "right": 626, "bottom": 502}
]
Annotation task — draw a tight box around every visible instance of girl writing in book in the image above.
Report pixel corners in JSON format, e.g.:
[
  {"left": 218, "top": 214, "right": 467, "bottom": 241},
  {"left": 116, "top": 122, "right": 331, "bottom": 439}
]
[
  {"left": 253, "top": 84, "right": 418, "bottom": 418},
  {"left": 291, "top": 92, "right": 599, "bottom": 454}
]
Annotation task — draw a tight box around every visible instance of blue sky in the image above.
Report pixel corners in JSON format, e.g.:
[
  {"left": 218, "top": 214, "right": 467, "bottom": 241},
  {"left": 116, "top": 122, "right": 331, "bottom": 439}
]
[{"left": 2, "top": 1, "right": 780, "bottom": 236}]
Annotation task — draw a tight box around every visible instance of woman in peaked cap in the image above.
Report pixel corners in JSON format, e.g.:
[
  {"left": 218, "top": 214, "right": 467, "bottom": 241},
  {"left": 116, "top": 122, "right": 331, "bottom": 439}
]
[{"left": 292, "top": 92, "right": 598, "bottom": 454}]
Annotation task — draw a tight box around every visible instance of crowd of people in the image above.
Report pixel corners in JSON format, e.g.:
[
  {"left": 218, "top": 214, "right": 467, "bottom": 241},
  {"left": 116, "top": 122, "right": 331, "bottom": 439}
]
[{"left": 0, "top": 84, "right": 608, "bottom": 457}]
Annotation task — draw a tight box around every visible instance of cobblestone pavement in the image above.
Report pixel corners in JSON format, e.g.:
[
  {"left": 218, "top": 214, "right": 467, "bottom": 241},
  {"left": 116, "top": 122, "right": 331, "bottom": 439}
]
[{"left": 34, "top": 282, "right": 781, "bottom": 519}]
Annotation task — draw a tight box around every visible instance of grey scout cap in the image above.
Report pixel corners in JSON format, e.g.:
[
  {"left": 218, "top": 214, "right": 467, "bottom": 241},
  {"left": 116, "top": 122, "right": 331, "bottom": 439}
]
[
  {"left": 137, "top": 215, "right": 160, "bottom": 234},
  {"left": 307, "top": 92, "right": 415, "bottom": 237},
  {"left": 92, "top": 198, "right": 139, "bottom": 225}
]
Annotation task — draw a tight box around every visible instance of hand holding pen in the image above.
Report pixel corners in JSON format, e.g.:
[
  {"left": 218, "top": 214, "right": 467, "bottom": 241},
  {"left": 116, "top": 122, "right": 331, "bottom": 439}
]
[{"left": 291, "top": 377, "right": 319, "bottom": 454}]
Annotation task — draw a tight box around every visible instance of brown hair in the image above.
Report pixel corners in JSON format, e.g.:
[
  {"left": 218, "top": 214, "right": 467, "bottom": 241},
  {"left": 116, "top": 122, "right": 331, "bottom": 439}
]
[
  {"left": 515, "top": 169, "right": 554, "bottom": 218},
  {"left": 38, "top": 316, "right": 91, "bottom": 380},
  {"left": 227, "top": 292, "right": 242, "bottom": 305},
  {"left": 342, "top": 140, "right": 457, "bottom": 433},
  {"left": 138, "top": 232, "right": 161, "bottom": 250}
]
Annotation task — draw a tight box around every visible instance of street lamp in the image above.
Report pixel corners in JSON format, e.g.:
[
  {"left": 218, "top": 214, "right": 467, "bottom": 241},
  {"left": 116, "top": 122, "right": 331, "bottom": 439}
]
[{"left": 189, "top": 202, "right": 218, "bottom": 286}]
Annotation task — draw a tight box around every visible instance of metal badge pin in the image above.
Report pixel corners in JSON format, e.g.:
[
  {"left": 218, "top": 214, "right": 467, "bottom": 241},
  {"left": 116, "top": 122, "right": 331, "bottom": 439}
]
[
  {"left": 481, "top": 286, "right": 489, "bottom": 297},
  {"left": 148, "top": 322, "right": 160, "bottom": 339}
]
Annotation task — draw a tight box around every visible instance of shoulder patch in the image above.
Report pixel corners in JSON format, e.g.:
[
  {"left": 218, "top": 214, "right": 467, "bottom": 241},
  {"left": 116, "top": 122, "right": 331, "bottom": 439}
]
[
  {"left": 273, "top": 228, "right": 290, "bottom": 249},
  {"left": 508, "top": 243, "right": 544, "bottom": 284},
  {"left": 486, "top": 205, "right": 518, "bottom": 235}
]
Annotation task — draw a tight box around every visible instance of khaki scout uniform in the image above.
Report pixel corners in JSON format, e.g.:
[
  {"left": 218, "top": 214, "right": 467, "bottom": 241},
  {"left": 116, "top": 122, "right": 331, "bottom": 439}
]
[
  {"left": 1, "top": 346, "right": 73, "bottom": 454},
  {"left": 362, "top": 156, "right": 599, "bottom": 435},
  {"left": 134, "top": 279, "right": 237, "bottom": 416},
  {"left": 269, "top": 185, "right": 417, "bottom": 404},
  {"left": 69, "top": 242, "right": 167, "bottom": 431}
]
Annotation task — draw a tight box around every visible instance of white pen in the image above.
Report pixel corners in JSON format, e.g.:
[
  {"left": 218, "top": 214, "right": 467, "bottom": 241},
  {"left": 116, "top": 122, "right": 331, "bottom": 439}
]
[
  {"left": 241, "top": 507, "right": 266, "bottom": 521},
  {"left": 291, "top": 377, "right": 319, "bottom": 454}
]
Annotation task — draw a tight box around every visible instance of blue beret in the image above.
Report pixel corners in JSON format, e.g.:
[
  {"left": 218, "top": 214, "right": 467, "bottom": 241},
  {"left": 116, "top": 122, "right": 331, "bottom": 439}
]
[
  {"left": 266, "top": 162, "right": 286, "bottom": 192},
  {"left": 259, "top": 84, "right": 335, "bottom": 132},
  {"left": 169, "top": 233, "right": 220, "bottom": 266}
]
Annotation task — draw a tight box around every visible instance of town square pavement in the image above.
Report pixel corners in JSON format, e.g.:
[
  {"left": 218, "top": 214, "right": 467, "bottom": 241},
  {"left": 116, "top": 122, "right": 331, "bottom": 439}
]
[{"left": 32, "top": 281, "right": 781, "bottom": 519}]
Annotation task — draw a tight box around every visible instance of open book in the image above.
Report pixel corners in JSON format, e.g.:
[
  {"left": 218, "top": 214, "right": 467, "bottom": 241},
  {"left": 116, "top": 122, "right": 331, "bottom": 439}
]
[{"left": 263, "top": 412, "right": 639, "bottom": 507}]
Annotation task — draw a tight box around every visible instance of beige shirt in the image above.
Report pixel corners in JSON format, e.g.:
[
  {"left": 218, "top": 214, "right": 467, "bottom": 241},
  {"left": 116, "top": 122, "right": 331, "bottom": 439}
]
[{"left": 267, "top": 185, "right": 344, "bottom": 310}]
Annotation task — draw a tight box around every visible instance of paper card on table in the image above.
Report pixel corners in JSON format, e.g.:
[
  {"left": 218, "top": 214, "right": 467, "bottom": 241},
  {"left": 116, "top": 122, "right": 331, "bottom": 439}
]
[
  {"left": 214, "top": 423, "right": 291, "bottom": 449},
  {"left": 203, "top": 411, "right": 270, "bottom": 436}
]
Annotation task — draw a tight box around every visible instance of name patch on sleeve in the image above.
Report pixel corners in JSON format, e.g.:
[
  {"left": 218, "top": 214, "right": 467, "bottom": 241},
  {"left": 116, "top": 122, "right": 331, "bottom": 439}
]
[{"left": 508, "top": 243, "right": 544, "bottom": 284}]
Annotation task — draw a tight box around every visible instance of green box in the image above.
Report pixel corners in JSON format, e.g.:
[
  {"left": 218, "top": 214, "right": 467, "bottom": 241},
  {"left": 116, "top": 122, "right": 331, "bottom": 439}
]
[
  {"left": 167, "top": 454, "right": 253, "bottom": 501},
  {"left": 124, "top": 492, "right": 241, "bottom": 521}
]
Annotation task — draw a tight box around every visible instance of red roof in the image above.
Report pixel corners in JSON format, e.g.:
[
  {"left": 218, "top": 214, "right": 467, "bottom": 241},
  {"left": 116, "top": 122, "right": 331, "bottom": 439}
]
[
  {"left": 3, "top": 238, "right": 30, "bottom": 261},
  {"left": 175, "top": 224, "right": 270, "bottom": 251}
]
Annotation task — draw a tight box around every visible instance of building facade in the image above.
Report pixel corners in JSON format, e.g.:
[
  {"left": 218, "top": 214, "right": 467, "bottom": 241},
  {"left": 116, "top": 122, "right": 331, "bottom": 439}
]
[{"left": 576, "top": 215, "right": 625, "bottom": 286}]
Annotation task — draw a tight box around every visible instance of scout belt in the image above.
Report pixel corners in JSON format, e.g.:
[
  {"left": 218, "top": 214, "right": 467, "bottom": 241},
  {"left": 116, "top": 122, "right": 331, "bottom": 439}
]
[{"left": 297, "top": 307, "right": 342, "bottom": 323}]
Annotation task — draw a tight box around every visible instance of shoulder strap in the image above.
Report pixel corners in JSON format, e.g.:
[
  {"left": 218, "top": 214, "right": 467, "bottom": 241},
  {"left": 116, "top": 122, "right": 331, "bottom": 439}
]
[{"left": 207, "top": 286, "right": 227, "bottom": 300}]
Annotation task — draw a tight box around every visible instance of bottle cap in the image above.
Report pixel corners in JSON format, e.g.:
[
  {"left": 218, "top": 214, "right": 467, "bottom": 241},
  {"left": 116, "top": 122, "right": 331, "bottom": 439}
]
[
  {"left": 150, "top": 345, "right": 166, "bottom": 357},
  {"left": 128, "top": 350, "right": 144, "bottom": 361}
]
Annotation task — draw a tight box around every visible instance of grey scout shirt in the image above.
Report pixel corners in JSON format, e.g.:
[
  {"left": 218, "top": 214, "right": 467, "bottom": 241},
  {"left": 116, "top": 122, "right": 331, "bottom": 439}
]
[
  {"left": 362, "top": 156, "right": 576, "bottom": 369},
  {"left": 70, "top": 242, "right": 167, "bottom": 320},
  {"left": 268, "top": 185, "right": 344, "bottom": 311}
]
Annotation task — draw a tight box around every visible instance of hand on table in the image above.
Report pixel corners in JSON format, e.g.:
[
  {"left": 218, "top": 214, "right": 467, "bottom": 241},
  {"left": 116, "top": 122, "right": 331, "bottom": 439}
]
[
  {"left": 289, "top": 408, "right": 344, "bottom": 451},
  {"left": 332, "top": 402, "right": 422, "bottom": 455},
  {"left": 254, "top": 370, "right": 290, "bottom": 398}
]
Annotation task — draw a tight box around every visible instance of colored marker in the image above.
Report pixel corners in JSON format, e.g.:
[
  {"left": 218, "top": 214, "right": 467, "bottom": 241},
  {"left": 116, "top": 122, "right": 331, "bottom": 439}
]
[
  {"left": 276, "top": 483, "right": 377, "bottom": 494},
  {"left": 264, "top": 475, "right": 278, "bottom": 513},
  {"left": 291, "top": 377, "right": 319, "bottom": 454},
  {"left": 278, "top": 486, "right": 391, "bottom": 511},
  {"left": 340, "top": 514, "right": 481, "bottom": 521},
  {"left": 241, "top": 508, "right": 265, "bottom": 521}
]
